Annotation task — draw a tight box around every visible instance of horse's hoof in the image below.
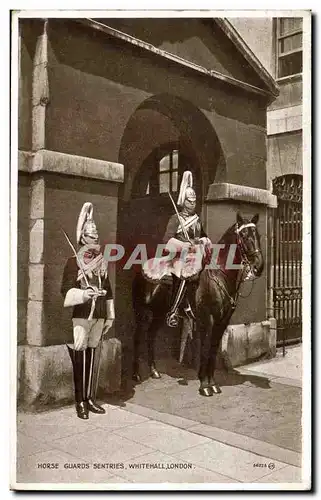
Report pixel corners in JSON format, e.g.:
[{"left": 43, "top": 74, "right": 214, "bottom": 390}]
[
  {"left": 132, "top": 373, "right": 142, "bottom": 384},
  {"left": 150, "top": 367, "right": 161, "bottom": 379},
  {"left": 199, "top": 386, "right": 214, "bottom": 397},
  {"left": 211, "top": 384, "right": 222, "bottom": 394}
]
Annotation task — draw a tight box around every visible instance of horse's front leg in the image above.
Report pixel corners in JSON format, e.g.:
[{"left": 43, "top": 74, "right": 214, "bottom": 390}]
[
  {"left": 207, "top": 323, "right": 226, "bottom": 394},
  {"left": 132, "top": 305, "right": 154, "bottom": 383},
  {"left": 147, "top": 315, "right": 162, "bottom": 379},
  {"left": 132, "top": 310, "right": 145, "bottom": 383},
  {"left": 197, "top": 308, "right": 214, "bottom": 397}
]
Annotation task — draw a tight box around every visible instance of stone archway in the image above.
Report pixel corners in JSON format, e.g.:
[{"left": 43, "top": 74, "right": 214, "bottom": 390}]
[
  {"left": 119, "top": 93, "right": 225, "bottom": 203},
  {"left": 115, "top": 93, "right": 225, "bottom": 384}
]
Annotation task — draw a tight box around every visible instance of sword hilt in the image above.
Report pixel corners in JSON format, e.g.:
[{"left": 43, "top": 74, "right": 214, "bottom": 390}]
[{"left": 85, "top": 286, "right": 107, "bottom": 320}]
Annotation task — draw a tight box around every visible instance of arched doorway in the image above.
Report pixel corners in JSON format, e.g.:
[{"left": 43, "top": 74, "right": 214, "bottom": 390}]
[
  {"left": 128, "top": 143, "right": 202, "bottom": 261},
  {"left": 115, "top": 94, "right": 224, "bottom": 383}
]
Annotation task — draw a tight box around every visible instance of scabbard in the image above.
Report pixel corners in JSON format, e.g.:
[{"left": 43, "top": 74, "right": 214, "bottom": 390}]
[
  {"left": 88, "top": 296, "right": 97, "bottom": 320},
  {"left": 94, "top": 336, "right": 103, "bottom": 398}
]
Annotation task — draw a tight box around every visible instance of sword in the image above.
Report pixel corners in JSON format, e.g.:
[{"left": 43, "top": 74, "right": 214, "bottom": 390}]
[
  {"left": 168, "top": 192, "right": 192, "bottom": 244},
  {"left": 62, "top": 229, "right": 101, "bottom": 320},
  {"left": 94, "top": 336, "right": 104, "bottom": 399},
  {"left": 62, "top": 229, "right": 91, "bottom": 288},
  {"left": 179, "top": 315, "right": 193, "bottom": 364}
]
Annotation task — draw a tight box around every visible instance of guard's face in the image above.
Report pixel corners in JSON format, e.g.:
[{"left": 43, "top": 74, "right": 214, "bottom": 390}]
[
  {"left": 82, "top": 221, "right": 99, "bottom": 244},
  {"left": 183, "top": 188, "right": 196, "bottom": 215}
]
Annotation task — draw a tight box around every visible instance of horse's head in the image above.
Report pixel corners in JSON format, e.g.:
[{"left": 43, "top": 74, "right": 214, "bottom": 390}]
[{"left": 236, "top": 212, "right": 264, "bottom": 278}]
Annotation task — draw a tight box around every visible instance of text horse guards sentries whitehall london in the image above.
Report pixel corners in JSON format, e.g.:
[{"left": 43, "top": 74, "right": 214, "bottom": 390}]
[{"left": 132, "top": 171, "right": 264, "bottom": 397}]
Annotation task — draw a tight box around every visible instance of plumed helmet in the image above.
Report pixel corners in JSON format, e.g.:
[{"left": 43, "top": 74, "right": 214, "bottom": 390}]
[
  {"left": 177, "top": 171, "right": 196, "bottom": 206},
  {"left": 76, "top": 202, "right": 95, "bottom": 245}
]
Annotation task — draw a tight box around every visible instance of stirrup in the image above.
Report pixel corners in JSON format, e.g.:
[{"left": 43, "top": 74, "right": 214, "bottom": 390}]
[{"left": 166, "top": 311, "right": 180, "bottom": 328}]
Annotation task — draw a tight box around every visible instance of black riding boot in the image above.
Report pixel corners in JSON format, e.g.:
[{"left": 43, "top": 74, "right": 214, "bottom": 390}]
[
  {"left": 67, "top": 345, "right": 89, "bottom": 420},
  {"left": 184, "top": 281, "right": 197, "bottom": 321},
  {"left": 85, "top": 347, "right": 106, "bottom": 414},
  {"left": 166, "top": 277, "right": 187, "bottom": 328}
]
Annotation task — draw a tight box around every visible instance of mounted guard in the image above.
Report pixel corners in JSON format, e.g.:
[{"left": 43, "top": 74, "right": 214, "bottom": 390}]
[
  {"left": 143, "top": 171, "right": 211, "bottom": 328},
  {"left": 135, "top": 209, "right": 264, "bottom": 396},
  {"left": 61, "top": 202, "right": 115, "bottom": 420}
]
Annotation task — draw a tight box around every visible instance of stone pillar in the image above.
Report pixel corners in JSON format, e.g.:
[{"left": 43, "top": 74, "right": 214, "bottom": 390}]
[
  {"left": 18, "top": 151, "right": 124, "bottom": 408},
  {"left": 24, "top": 19, "right": 49, "bottom": 347},
  {"left": 32, "top": 19, "right": 49, "bottom": 151},
  {"left": 205, "top": 182, "right": 278, "bottom": 366},
  {"left": 26, "top": 175, "right": 45, "bottom": 346}
]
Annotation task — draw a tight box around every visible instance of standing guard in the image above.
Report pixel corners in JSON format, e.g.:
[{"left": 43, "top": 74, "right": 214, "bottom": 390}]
[{"left": 61, "top": 202, "right": 115, "bottom": 420}]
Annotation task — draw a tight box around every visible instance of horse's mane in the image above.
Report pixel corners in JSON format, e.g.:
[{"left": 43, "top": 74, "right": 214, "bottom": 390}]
[{"left": 217, "top": 223, "right": 237, "bottom": 245}]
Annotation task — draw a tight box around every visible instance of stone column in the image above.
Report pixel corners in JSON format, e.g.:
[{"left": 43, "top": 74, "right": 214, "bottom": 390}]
[
  {"left": 19, "top": 151, "right": 124, "bottom": 408},
  {"left": 24, "top": 19, "right": 49, "bottom": 347},
  {"left": 26, "top": 175, "right": 45, "bottom": 346},
  {"left": 205, "top": 182, "right": 278, "bottom": 366},
  {"left": 32, "top": 19, "right": 49, "bottom": 151}
]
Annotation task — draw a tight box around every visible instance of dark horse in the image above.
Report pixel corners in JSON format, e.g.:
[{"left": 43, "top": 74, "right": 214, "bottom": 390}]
[{"left": 132, "top": 212, "right": 264, "bottom": 396}]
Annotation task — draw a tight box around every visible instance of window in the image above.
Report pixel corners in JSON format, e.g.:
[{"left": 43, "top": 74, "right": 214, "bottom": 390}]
[
  {"left": 132, "top": 145, "right": 191, "bottom": 199},
  {"left": 159, "top": 150, "right": 179, "bottom": 194},
  {"left": 276, "top": 17, "right": 303, "bottom": 79}
]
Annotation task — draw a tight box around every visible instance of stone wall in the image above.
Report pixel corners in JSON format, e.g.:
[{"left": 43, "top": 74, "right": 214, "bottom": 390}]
[{"left": 17, "top": 18, "right": 277, "bottom": 407}]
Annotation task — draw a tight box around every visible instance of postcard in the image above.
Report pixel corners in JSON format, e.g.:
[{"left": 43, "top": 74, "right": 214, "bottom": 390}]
[{"left": 10, "top": 8, "right": 311, "bottom": 491}]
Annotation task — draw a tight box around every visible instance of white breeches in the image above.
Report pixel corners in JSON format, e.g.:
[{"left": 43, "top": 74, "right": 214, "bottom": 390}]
[{"left": 71, "top": 318, "right": 104, "bottom": 351}]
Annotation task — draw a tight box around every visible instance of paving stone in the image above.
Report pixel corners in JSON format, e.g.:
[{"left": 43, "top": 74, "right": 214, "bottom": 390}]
[
  {"left": 174, "top": 441, "right": 288, "bottom": 483},
  {"left": 17, "top": 410, "right": 99, "bottom": 442},
  {"left": 272, "top": 377, "right": 302, "bottom": 388},
  {"left": 241, "top": 346, "right": 302, "bottom": 381},
  {"left": 90, "top": 407, "right": 149, "bottom": 431},
  {"left": 187, "top": 424, "right": 301, "bottom": 467},
  {"left": 108, "top": 474, "right": 134, "bottom": 483},
  {"left": 116, "top": 451, "right": 239, "bottom": 483},
  {"left": 17, "top": 432, "right": 53, "bottom": 460},
  {"left": 51, "top": 428, "right": 154, "bottom": 463},
  {"left": 124, "top": 403, "right": 199, "bottom": 429},
  {"left": 16, "top": 449, "right": 115, "bottom": 484},
  {"left": 129, "top": 373, "right": 302, "bottom": 453},
  {"left": 114, "top": 420, "right": 210, "bottom": 455},
  {"left": 254, "top": 465, "right": 303, "bottom": 484}
]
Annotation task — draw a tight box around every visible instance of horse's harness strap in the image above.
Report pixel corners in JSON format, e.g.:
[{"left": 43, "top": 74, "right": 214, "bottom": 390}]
[
  {"left": 209, "top": 272, "right": 236, "bottom": 310},
  {"left": 236, "top": 222, "right": 256, "bottom": 233},
  {"left": 207, "top": 223, "right": 259, "bottom": 309}
]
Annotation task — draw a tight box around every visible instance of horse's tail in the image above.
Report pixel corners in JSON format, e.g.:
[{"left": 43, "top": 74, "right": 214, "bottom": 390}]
[{"left": 132, "top": 270, "right": 172, "bottom": 317}]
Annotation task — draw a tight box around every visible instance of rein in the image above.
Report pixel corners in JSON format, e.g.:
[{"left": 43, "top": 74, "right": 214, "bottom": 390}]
[{"left": 208, "top": 223, "right": 261, "bottom": 309}]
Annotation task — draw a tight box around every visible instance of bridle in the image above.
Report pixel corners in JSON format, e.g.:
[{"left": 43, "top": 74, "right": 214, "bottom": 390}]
[
  {"left": 235, "top": 223, "right": 262, "bottom": 277},
  {"left": 234, "top": 222, "right": 263, "bottom": 299},
  {"left": 207, "top": 221, "right": 263, "bottom": 312}
]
